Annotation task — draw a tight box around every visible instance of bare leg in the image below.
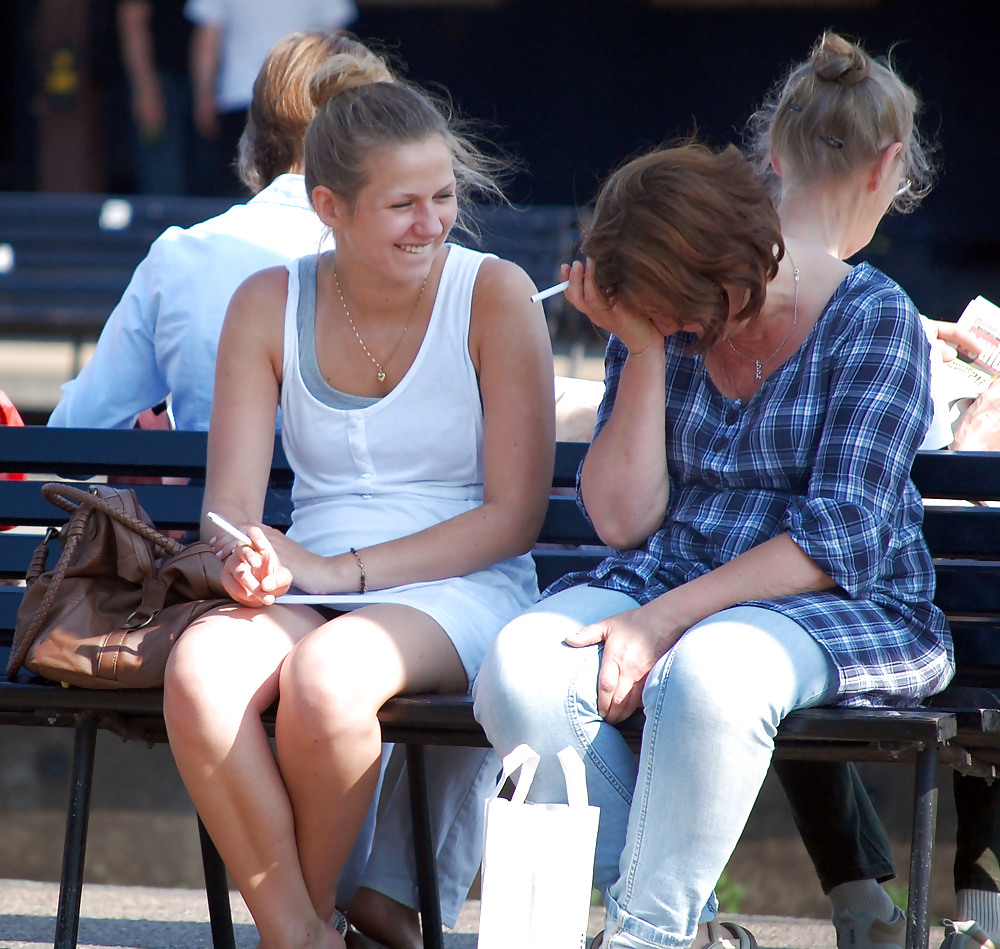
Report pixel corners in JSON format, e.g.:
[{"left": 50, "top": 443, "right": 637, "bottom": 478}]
[
  {"left": 276, "top": 605, "right": 468, "bottom": 937},
  {"left": 347, "top": 887, "right": 421, "bottom": 949},
  {"left": 164, "top": 602, "right": 338, "bottom": 949}
]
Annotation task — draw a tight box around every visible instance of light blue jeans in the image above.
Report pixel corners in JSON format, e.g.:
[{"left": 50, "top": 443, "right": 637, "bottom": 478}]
[{"left": 472, "top": 585, "right": 838, "bottom": 949}]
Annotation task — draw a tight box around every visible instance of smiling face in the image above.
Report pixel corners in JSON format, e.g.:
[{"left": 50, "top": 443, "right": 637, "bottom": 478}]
[{"left": 328, "top": 134, "right": 458, "bottom": 285}]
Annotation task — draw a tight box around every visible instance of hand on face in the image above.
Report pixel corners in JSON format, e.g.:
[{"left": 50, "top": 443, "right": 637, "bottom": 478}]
[
  {"left": 563, "top": 259, "right": 664, "bottom": 356},
  {"left": 563, "top": 606, "right": 684, "bottom": 724}
]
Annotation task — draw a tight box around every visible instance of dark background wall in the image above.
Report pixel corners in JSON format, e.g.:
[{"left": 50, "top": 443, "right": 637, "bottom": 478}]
[{"left": 1, "top": 0, "right": 999, "bottom": 318}]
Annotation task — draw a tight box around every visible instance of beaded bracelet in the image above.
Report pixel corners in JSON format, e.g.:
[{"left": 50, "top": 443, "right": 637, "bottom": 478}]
[{"left": 349, "top": 547, "right": 368, "bottom": 594}]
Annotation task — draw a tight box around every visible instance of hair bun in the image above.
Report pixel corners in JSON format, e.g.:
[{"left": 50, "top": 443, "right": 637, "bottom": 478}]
[
  {"left": 309, "top": 52, "right": 393, "bottom": 109},
  {"left": 812, "top": 32, "right": 870, "bottom": 85}
]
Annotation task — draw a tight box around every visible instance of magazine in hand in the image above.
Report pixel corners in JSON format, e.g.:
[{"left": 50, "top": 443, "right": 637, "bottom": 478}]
[{"left": 935, "top": 296, "right": 1000, "bottom": 403}]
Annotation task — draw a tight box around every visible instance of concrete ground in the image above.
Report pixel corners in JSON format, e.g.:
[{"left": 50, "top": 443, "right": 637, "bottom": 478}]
[{"left": 1, "top": 877, "right": 939, "bottom": 949}]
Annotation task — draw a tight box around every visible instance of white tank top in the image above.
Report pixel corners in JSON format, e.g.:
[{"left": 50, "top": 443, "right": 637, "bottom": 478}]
[{"left": 280, "top": 244, "right": 489, "bottom": 555}]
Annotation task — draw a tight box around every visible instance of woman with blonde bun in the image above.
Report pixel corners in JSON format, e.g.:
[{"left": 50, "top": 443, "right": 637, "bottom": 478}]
[
  {"left": 162, "top": 65, "right": 554, "bottom": 949},
  {"left": 748, "top": 31, "right": 996, "bottom": 949}
]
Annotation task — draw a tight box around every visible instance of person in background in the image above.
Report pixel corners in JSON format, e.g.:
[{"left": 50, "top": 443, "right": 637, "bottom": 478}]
[
  {"left": 184, "top": 0, "right": 357, "bottom": 196},
  {"left": 163, "top": 72, "right": 553, "bottom": 949},
  {"left": 746, "top": 31, "right": 1000, "bottom": 949},
  {"left": 473, "top": 139, "right": 952, "bottom": 949},
  {"left": 116, "top": 0, "right": 195, "bottom": 195},
  {"left": 49, "top": 31, "right": 377, "bottom": 433}
]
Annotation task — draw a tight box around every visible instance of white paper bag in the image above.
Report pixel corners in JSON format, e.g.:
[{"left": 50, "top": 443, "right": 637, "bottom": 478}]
[{"left": 478, "top": 744, "right": 600, "bottom": 949}]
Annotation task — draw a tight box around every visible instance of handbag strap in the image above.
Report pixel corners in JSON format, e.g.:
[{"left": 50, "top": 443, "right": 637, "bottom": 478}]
[
  {"left": 6, "top": 499, "right": 95, "bottom": 679},
  {"left": 40, "top": 483, "right": 185, "bottom": 557}
]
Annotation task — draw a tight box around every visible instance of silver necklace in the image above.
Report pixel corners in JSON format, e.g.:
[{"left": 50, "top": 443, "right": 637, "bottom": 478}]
[
  {"left": 726, "top": 251, "right": 799, "bottom": 381},
  {"left": 333, "top": 266, "right": 427, "bottom": 383}
]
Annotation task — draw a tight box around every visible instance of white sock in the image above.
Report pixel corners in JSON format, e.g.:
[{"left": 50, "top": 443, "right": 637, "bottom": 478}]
[
  {"left": 828, "top": 879, "right": 898, "bottom": 922},
  {"left": 956, "top": 889, "right": 1000, "bottom": 945}
]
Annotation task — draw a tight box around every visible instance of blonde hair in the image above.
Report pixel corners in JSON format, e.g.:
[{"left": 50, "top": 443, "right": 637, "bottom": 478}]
[
  {"left": 304, "top": 73, "right": 508, "bottom": 228},
  {"left": 745, "top": 31, "right": 934, "bottom": 211},
  {"left": 237, "top": 32, "right": 394, "bottom": 194}
]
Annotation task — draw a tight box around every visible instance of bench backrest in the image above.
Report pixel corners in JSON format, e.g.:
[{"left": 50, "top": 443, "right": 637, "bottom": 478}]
[
  {"left": 0, "top": 196, "right": 580, "bottom": 346},
  {"left": 0, "top": 428, "right": 998, "bottom": 687}
]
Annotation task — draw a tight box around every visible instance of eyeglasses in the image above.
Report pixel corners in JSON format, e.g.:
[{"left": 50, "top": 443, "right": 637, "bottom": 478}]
[{"left": 895, "top": 178, "right": 913, "bottom": 198}]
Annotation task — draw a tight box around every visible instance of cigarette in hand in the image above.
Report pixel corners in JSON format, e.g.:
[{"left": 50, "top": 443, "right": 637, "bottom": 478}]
[
  {"left": 206, "top": 511, "right": 255, "bottom": 549},
  {"left": 530, "top": 280, "right": 570, "bottom": 303}
]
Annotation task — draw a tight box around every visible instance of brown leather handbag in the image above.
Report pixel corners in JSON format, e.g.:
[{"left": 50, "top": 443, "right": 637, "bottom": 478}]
[{"left": 6, "top": 483, "right": 231, "bottom": 689}]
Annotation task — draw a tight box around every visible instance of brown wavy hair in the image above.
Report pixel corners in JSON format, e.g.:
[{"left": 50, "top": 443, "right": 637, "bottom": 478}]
[{"left": 581, "top": 142, "right": 783, "bottom": 351}]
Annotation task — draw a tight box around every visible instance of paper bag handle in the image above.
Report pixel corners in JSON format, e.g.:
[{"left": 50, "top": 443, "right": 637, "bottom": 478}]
[
  {"left": 492, "top": 744, "right": 540, "bottom": 805},
  {"left": 556, "top": 746, "right": 590, "bottom": 808},
  {"left": 491, "top": 744, "right": 591, "bottom": 807}
]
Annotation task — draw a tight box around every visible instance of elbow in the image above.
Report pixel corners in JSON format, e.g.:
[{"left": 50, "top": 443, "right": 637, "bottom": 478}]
[
  {"left": 584, "top": 490, "right": 669, "bottom": 552},
  {"left": 588, "top": 506, "right": 664, "bottom": 552}
]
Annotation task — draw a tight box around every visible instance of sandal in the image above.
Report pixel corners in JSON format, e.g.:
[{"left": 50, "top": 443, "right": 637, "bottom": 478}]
[{"left": 705, "top": 921, "right": 757, "bottom": 949}]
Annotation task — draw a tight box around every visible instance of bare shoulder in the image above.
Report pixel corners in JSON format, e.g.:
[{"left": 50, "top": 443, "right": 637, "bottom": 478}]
[
  {"left": 471, "top": 256, "right": 540, "bottom": 325},
  {"left": 218, "top": 265, "right": 290, "bottom": 372},
  {"left": 228, "top": 265, "right": 290, "bottom": 318}
]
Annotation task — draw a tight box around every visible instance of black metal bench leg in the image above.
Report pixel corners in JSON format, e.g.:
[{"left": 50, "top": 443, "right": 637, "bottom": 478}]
[
  {"left": 905, "top": 745, "right": 940, "bottom": 949},
  {"left": 198, "top": 816, "right": 236, "bottom": 949},
  {"left": 54, "top": 712, "right": 98, "bottom": 949},
  {"left": 406, "top": 743, "right": 444, "bottom": 949}
]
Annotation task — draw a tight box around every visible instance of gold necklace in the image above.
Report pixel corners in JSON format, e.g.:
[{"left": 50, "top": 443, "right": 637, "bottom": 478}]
[
  {"left": 333, "top": 266, "right": 427, "bottom": 383},
  {"left": 726, "top": 250, "right": 800, "bottom": 381}
]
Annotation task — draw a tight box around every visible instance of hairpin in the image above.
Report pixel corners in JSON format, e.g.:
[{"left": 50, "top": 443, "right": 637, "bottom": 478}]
[
  {"left": 786, "top": 101, "right": 803, "bottom": 112},
  {"left": 819, "top": 136, "right": 844, "bottom": 149}
]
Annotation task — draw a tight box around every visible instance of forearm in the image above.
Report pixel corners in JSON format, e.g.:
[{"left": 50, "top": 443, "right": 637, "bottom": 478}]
[
  {"left": 581, "top": 343, "right": 669, "bottom": 548},
  {"left": 305, "top": 497, "right": 546, "bottom": 596},
  {"left": 117, "top": 1, "right": 157, "bottom": 92},
  {"left": 189, "top": 24, "right": 221, "bottom": 109},
  {"left": 642, "top": 533, "right": 837, "bottom": 631}
]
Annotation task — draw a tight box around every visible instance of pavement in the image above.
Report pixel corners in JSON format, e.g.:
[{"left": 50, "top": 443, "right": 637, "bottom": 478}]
[{"left": 0, "top": 877, "right": 951, "bottom": 949}]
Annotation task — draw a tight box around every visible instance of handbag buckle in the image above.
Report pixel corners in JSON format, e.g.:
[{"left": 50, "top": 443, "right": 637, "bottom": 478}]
[{"left": 122, "top": 608, "right": 160, "bottom": 631}]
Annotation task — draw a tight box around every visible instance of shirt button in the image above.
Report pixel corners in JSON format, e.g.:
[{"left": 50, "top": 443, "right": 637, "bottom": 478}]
[
  {"left": 712, "top": 436, "right": 728, "bottom": 452},
  {"left": 362, "top": 493, "right": 374, "bottom": 500},
  {"left": 726, "top": 408, "right": 740, "bottom": 426},
  {"left": 703, "top": 470, "right": 720, "bottom": 487},
  {"left": 361, "top": 472, "right": 372, "bottom": 480}
]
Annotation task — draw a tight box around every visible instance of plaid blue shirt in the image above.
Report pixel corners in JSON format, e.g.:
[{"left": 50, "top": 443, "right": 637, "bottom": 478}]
[{"left": 547, "top": 263, "right": 953, "bottom": 708}]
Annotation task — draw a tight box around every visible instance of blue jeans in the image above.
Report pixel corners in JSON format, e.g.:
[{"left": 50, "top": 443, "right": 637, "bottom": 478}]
[{"left": 473, "top": 585, "right": 838, "bottom": 949}]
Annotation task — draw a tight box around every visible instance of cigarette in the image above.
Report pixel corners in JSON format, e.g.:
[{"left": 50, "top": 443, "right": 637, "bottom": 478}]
[
  {"left": 530, "top": 280, "right": 570, "bottom": 303},
  {"left": 206, "top": 511, "right": 254, "bottom": 548}
]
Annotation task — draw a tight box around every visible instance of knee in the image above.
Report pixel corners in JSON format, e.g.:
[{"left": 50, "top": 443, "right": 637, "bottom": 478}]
[
  {"left": 646, "top": 623, "right": 787, "bottom": 736},
  {"left": 279, "top": 638, "right": 381, "bottom": 743},
  {"left": 473, "top": 612, "right": 591, "bottom": 753},
  {"left": 163, "top": 618, "right": 238, "bottom": 735}
]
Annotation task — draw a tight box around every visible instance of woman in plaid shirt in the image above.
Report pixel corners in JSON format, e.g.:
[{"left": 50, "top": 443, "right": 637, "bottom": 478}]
[{"left": 473, "top": 141, "right": 952, "bottom": 949}]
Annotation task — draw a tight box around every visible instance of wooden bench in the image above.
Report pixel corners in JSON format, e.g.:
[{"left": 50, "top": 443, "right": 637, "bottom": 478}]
[{"left": 0, "top": 427, "right": 997, "bottom": 949}]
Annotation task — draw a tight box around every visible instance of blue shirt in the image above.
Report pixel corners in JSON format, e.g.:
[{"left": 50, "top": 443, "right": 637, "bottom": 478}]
[
  {"left": 48, "top": 175, "right": 332, "bottom": 432},
  {"left": 547, "top": 263, "right": 953, "bottom": 708}
]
